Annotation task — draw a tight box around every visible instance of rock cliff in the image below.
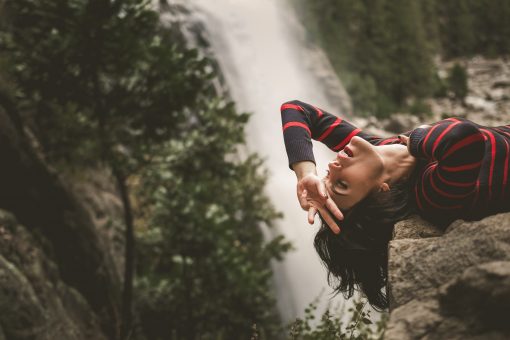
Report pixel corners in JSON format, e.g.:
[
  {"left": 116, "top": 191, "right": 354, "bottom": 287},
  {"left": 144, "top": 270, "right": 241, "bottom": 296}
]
[
  {"left": 385, "top": 213, "right": 510, "bottom": 339},
  {"left": 0, "top": 107, "right": 124, "bottom": 339},
  {"left": 0, "top": 210, "right": 107, "bottom": 340}
]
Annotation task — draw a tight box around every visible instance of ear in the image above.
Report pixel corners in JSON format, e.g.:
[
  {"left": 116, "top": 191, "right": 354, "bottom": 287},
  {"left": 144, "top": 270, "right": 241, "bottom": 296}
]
[{"left": 378, "top": 182, "right": 390, "bottom": 193}]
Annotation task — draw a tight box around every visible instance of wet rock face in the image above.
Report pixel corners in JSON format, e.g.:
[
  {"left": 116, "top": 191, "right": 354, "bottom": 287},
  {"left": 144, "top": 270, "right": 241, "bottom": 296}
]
[
  {"left": 385, "top": 213, "right": 510, "bottom": 340},
  {"left": 0, "top": 210, "right": 107, "bottom": 340},
  {"left": 430, "top": 58, "right": 510, "bottom": 127}
]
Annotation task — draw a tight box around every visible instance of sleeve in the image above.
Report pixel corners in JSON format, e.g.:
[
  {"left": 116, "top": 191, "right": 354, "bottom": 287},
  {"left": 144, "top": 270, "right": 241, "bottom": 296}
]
[
  {"left": 408, "top": 118, "right": 485, "bottom": 211},
  {"left": 280, "top": 100, "right": 395, "bottom": 168}
]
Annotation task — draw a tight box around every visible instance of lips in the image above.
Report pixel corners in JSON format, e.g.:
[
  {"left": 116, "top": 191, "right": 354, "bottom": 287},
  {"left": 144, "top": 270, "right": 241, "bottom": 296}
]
[
  {"left": 338, "top": 146, "right": 353, "bottom": 159},
  {"left": 344, "top": 145, "right": 354, "bottom": 157}
]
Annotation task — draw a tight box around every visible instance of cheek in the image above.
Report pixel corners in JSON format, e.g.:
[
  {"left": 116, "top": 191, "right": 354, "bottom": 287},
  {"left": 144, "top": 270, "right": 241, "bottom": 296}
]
[
  {"left": 360, "top": 150, "right": 384, "bottom": 179},
  {"left": 350, "top": 164, "right": 381, "bottom": 193}
]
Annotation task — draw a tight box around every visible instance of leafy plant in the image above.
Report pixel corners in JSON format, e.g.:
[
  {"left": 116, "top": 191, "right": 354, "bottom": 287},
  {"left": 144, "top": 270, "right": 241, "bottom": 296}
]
[
  {"left": 134, "top": 99, "right": 291, "bottom": 339},
  {"left": 287, "top": 296, "right": 388, "bottom": 340}
]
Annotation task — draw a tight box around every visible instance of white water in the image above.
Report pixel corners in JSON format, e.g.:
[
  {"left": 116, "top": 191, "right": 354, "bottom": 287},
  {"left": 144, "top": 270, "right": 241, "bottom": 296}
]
[{"left": 164, "top": 0, "right": 353, "bottom": 322}]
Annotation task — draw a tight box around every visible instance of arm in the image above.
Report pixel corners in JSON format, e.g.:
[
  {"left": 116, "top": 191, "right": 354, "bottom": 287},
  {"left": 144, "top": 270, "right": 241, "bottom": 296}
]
[
  {"left": 408, "top": 119, "right": 485, "bottom": 212},
  {"left": 281, "top": 100, "right": 387, "bottom": 168},
  {"left": 281, "top": 100, "right": 386, "bottom": 233}
]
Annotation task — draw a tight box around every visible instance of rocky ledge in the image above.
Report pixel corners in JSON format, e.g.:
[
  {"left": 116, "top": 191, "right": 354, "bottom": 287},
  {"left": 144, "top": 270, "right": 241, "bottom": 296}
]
[
  {"left": 0, "top": 210, "right": 107, "bottom": 340},
  {"left": 385, "top": 213, "right": 510, "bottom": 340}
]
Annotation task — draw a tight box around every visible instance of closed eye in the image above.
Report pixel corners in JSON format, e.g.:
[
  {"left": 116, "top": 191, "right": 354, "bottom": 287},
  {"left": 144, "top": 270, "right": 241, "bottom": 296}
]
[
  {"left": 325, "top": 170, "right": 347, "bottom": 196},
  {"left": 337, "top": 180, "right": 348, "bottom": 190}
]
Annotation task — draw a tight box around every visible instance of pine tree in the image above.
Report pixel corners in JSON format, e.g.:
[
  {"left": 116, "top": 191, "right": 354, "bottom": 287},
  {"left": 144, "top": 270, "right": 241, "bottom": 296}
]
[{"left": 0, "top": 0, "right": 289, "bottom": 338}]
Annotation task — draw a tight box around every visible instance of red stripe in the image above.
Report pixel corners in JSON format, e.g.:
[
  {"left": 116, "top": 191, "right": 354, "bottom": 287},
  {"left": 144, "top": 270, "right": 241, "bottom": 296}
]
[
  {"left": 280, "top": 103, "right": 304, "bottom": 112},
  {"left": 495, "top": 127, "right": 510, "bottom": 137},
  {"left": 421, "top": 124, "right": 439, "bottom": 156},
  {"left": 496, "top": 127, "right": 510, "bottom": 136},
  {"left": 446, "top": 117, "right": 460, "bottom": 122},
  {"left": 378, "top": 138, "right": 400, "bottom": 145},
  {"left": 283, "top": 122, "right": 311, "bottom": 135},
  {"left": 312, "top": 105, "right": 324, "bottom": 118},
  {"left": 481, "top": 129, "right": 496, "bottom": 200},
  {"left": 442, "top": 161, "right": 482, "bottom": 172},
  {"left": 443, "top": 133, "right": 484, "bottom": 158},
  {"left": 420, "top": 168, "right": 462, "bottom": 210},
  {"left": 333, "top": 128, "right": 361, "bottom": 151},
  {"left": 432, "top": 121, "right": 460, "bottom": 156},
  {"left": 430, "top": 173, "right": 472, "bottom": 199},
  {"left": 318, "top": 118, "right": 342, "bottom": 141},
  {"left": 422, "top": 124, "right": 441, "bottom": 157},
  {"left": 503, "top": 139, "right": 509, "bottom": 198},
  {"left": 436, "top": 167, "right": 476, "bottom": 188}
]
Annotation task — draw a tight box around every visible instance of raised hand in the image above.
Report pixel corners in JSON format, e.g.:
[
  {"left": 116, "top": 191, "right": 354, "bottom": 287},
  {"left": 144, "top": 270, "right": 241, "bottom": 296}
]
[{"left": 297, "top": 173, "right": 343, "bottom": 234}]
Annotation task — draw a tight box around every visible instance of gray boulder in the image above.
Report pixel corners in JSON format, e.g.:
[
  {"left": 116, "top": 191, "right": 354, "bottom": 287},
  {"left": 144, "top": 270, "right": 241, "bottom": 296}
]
[
  {"left": 385, "top": 213, "right": 510, "bottom": 339},
  {"left": 0, "top": 210, "right": 107, "bottom": 340}
]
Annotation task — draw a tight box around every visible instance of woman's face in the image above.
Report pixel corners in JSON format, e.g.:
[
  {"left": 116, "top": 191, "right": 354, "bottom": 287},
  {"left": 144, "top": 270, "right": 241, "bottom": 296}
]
[{"left": 324, "top": 136, "right": 385, "bottom": 210}]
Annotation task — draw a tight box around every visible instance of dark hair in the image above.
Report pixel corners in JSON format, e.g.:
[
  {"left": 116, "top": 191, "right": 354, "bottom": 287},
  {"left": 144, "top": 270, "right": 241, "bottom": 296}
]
[{"left": 314, "top": 179, "right": 413, "bottom": 310}]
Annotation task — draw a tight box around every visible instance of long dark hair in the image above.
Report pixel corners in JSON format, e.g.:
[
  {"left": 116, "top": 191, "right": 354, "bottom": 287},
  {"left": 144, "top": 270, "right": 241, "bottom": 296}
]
[{"left": 314, "top": 180, "right": 413, "bottom": 310}]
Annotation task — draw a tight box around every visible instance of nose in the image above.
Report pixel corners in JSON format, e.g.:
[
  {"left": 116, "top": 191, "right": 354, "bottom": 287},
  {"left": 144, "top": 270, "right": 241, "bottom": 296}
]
[{"left": 351, "top": 135, "right": 362, "bottom": 143}]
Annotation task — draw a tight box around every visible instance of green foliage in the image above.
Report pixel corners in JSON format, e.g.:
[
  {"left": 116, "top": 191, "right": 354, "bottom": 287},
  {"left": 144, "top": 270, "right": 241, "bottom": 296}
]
[
  {"left": 437, "top": 0, "right": 510, "bottom": 57},
  {"left": 293, "top": 0, "right": 510, "bottom": 117},
  {"left": 294, "top": 0, "right": 435, "bottom": 117},
  {"left": 448, "top": 64, "right": 469, "bottom": 100},
  {"left": 287, "top": 297, "right": 387, "bottom": 340},
  {"left": 1, "top": 0, "right": 211, "bottom": 168},
  {"left": 0, "top": 0, "right": 291, "bottom": 338},
  {"left": 134, "top": 99, "right": 291, "bottom": 339}
]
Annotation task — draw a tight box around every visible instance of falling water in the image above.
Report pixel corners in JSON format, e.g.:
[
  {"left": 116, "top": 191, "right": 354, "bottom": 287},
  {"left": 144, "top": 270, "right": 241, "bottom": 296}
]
[{"left": 162, "top": 0, "right": 354, "bottom": 322}]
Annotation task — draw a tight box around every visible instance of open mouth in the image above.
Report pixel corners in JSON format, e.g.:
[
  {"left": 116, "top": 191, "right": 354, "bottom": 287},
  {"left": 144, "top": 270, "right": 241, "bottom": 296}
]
[{"left": 344, "top": 145, "right": 354, "bottom": 157}]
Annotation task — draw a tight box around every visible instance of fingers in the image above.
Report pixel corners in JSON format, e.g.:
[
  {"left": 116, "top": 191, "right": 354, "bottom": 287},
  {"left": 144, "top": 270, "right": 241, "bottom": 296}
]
[
  {"left": 398, "top": 134, "right": 412, "bottom": 153},
  {"left": 317, "top": 206, "right": 341, "bottom": 234},
  {"left": 298, "top": 189, "right": 310, "bottom": 210},
  {"left": 325, "top": 198, "right": 344, "bottom": 221},
  {"left": 398, "top": 135, "right": 410, "bottom": 145},
  {"left": 316, "top": 180, "right": 328, "bottom": 199},
  {"left": 300, "top": 181, "right": 342, "bottom": 234},
  {"left": 302, "top": 184, "right": 343, "bottom": 229},
  {"left": 307, "top": 206, "right": 318, "bottom": 224}
]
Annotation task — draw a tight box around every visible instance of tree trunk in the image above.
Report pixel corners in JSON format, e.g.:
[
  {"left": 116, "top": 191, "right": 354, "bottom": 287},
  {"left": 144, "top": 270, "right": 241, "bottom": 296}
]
[{"left": 114, "top": 169, "right": 135, "bottom": 340}]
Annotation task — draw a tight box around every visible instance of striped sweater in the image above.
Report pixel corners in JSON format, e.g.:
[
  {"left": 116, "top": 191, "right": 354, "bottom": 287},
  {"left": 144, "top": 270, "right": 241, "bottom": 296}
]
[{"left": 281, "top": 99, "right": 510, "bottom": 225}]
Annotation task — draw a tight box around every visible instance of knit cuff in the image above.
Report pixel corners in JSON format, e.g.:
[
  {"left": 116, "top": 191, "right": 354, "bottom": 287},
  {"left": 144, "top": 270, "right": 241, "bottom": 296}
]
[
  {"left": 409, "top": 127, "right": 428, "bottom": 158},
  {"left": 286, "top": 139, "right": 316, "bottom": 169}
]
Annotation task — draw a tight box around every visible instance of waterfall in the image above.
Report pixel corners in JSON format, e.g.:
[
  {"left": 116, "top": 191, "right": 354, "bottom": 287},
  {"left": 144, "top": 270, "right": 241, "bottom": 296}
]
[{"left": 162, "top": 0, "right": 353, "bottom": 322}]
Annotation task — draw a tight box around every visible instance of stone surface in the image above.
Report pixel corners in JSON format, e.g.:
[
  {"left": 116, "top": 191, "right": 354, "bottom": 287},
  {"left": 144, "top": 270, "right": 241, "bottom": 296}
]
[
  {"left": 392, "top": 215, "right": 443, "bottom": 240},
  {"left": 464, "top": 95, "right": 496, "bottom": 114},
  {"left": 63, "top": 168, "right": 125, "bottom": 279},
  {"left": 0, "top": 210, "right": 107, "bottom": 340},
  {"left": 385, "top": 213, "right": 510, "bottom": 340},
  {"left": 434, "top": 57, "right": 510, "bottom": 127},
  {"left": 0, "top": 108, "right": 121, "bottom": 337},
  {"left": 384, "top": 298, "right": 442, "bottom": 340},
  {"left": 439, "top": 261, "right": 510, "bottom": 331},
  {"left": 382, "top": 113, "right": 422, "bottom": 134},
  {"left": 357, "top": 58, "right": 510, "bottom": 148}
]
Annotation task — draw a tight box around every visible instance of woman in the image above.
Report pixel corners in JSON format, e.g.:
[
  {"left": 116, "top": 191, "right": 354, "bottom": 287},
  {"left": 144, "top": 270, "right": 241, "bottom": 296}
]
[{"left": 281, "top": 99, "right": 510, "bottom": 310}]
